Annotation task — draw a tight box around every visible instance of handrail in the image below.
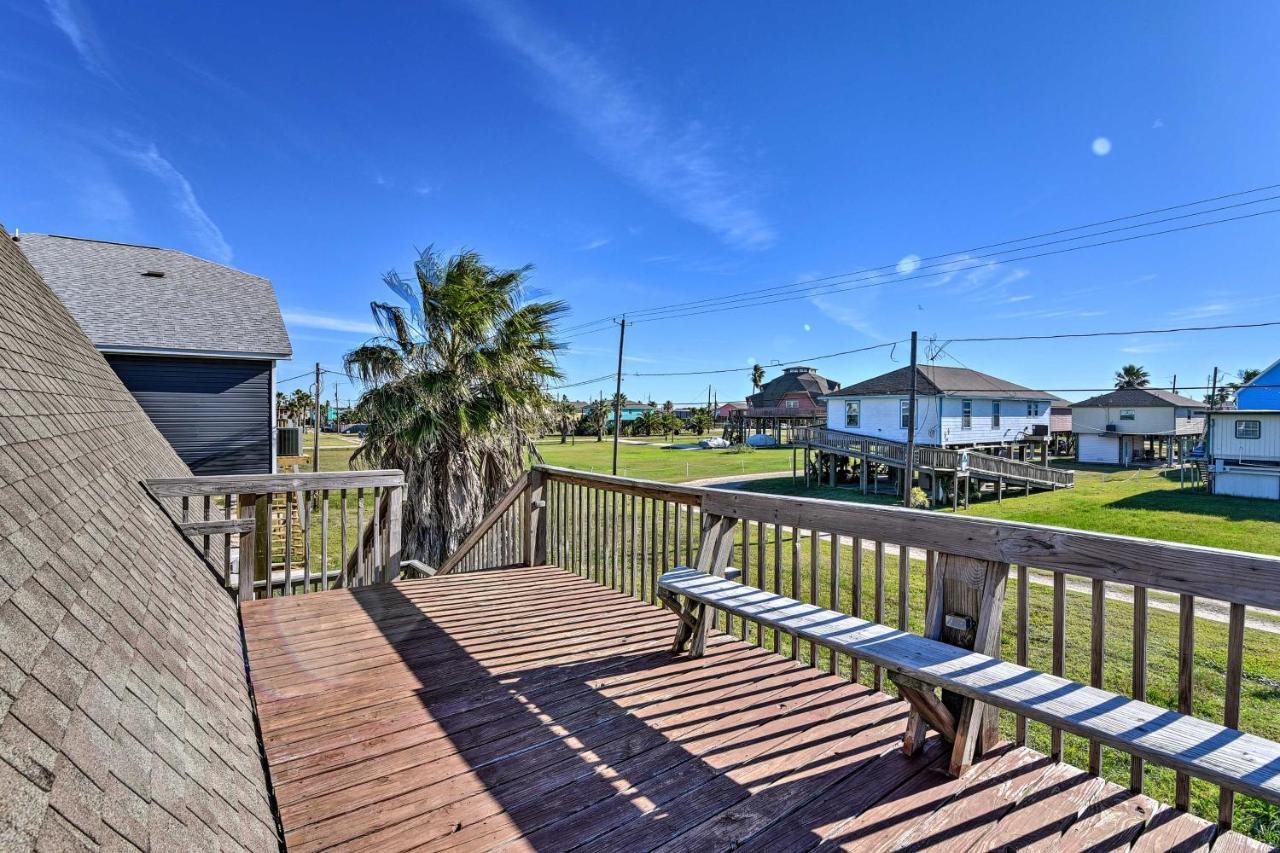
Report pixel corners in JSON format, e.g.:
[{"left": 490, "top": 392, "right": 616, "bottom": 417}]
[
  {"left": 437, "top": 471, "right": 532, "bottom": 575},
  {"left": 145, "top": 469, "right": 404, "bottom": 496}
]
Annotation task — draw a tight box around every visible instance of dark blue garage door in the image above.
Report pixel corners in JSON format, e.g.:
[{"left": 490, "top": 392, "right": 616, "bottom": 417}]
[{"left": 106, "top": 354, "right": 272, "bottom": 475}]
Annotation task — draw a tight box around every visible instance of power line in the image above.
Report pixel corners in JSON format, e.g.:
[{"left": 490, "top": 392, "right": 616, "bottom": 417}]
[
  {"left": 945, "top": 319, "right": 1280, "bottom": 343},
  {"left": 623, "top": 206, "right": 1280, "bottom": 326},
  {"left": 555, "top": 181, "right": 1280, "bottom": 333},
  {"left": 630, "top": 341, "right": 905, "bottom": 377}
]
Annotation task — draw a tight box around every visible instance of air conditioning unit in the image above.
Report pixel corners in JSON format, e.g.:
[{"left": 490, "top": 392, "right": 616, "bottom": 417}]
[
  {"left": 1105, "top": 424, "right": 1118, "bottom": 432},
  {"left": 1030, "top": 424, "right": 1048, "bottom": 436},
  {"left": 277, "top": 427, "right": 302, "bottom": 457}
]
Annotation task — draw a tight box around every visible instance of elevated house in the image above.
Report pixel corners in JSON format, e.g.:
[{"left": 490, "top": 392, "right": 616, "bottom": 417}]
[
  {"left": 3, "top": 222, "right": 1279, "bottom": 850},
  {"left": 822, "top": 365, "right": 1054, "bottom": 455},
  {"left": 16, "top": 233, "right": 291, "bottom": 475},
  {"left": 1071, "top": 388, "right": 1206, "bottom": 465},
  {"left": 732, "top": 366, "right": 839, "bottom": 443},
  {"left": 606, "top": 399, "right": 655, "bottom": 426},
  {"left": 1207, "top": 357, "right": 1280, "bottom": 499}
]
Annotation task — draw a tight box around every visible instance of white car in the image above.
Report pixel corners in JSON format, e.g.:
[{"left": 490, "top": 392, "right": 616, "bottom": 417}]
[{"left": 698, "top": 436, "right": 730, "bottom": 449}]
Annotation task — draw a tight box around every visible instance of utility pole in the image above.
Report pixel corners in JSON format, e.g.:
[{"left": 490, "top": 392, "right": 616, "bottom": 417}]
[
  {"left": 312, "top": 363, "right": 322, "bottom": 472},
  {"left": 611, "top": 317, "right": 626, "bottom": 475},
  {"left": 1206, "top": 366, "right": 1219, "bottom": 475},
  {"left": 904, "top": 331, "right": 919, "bottom": 508},
  {"left": 1171, "top": 374, "right": 1177, "bottom": 395},
  {"left": 333, "top": 387, "right": 340, "bottom": 433}
]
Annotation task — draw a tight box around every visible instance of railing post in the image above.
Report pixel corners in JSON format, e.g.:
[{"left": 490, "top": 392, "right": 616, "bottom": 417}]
[
  {"left": 237, "top": 493, "right": 257, "bottom": 602},
  {"left": 254, "top": 492, "right": 271, "bottom": 596},
  {"left": 385, "top": 485, "right": 403, "bottom": 582},
  {"left": 525, "top": 469, "right": 548, "bottom": 566}
]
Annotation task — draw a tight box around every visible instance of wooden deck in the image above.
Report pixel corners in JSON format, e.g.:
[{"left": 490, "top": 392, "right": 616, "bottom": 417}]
[{"left": 241, "top": 565, "right": 1269, "bottom": 852}]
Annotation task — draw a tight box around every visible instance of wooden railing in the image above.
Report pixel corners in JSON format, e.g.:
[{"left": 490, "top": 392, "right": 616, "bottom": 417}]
[
  {"left": 799, "top": 426, "right": 1073, "bottom": 488},
  {"left": 145, "top": 470, "right": 404, "bottom": 601},
  {"left": 517, "top": 464, "right": 1279, "bottom": 834},
  {"left": 436, "top": 471, "right": 532, "bottom": 576}
]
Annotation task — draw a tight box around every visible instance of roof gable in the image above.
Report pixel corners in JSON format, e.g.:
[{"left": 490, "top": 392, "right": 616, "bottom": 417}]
[
  {"left": 16, "top": 233, "right": 292, "bottom": 358},
  {"left": 748, "top": 366, "right": 840, "bottom": 407}
]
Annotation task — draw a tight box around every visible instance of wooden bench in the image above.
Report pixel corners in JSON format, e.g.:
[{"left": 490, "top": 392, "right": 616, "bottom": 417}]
[{"left": 657, "top": 565, "right": 1280, "bottom": 805}]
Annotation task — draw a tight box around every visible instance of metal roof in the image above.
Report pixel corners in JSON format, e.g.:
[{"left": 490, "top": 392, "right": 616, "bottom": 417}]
[{"left": 16, "top": 233, "right": 292, "bottom": 359}]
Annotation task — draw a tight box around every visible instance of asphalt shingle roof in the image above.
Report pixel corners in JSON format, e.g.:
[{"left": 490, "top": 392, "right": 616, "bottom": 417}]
[
  {"left": 1071, "top": 388, "right": 1208, "bottom": 408},
  {"left": 0, "top": 226, "right": 278, "bottom": 850},
  {"left": 747, "top": 366, "right": 840, "bottom": 407},
  {"left": 826, "top": 365, "right": 1053, "bottom": 400},
  {"left": 16, "top": 234, "right": 292, "bottom": 358}
]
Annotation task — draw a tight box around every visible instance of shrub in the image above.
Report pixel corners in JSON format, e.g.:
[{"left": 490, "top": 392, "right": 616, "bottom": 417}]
[
  {"left": 909, "top": 486, "right": 930, "bottom": 509},
  {"left": 729, "top": 443, "right": 756, "bottom": 454}
]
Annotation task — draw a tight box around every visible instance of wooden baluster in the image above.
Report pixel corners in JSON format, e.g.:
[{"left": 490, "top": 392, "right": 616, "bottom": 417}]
[
  {"left": 639, "top": 497, "right": 649, "bottom": 603},
  {"left": 608, "top": 489, "right": 617, "bottom": 588},
  {"left": 874, "top": 541, "right": 885, "bottom": 691},
  {"left": 237, "top": 494, "right": 256, "bottom": 602},
  {"left": 202, "top": 495, "right": 212, "bottom": 557},
  {"left": 685, "top": 506, "right": 693, "bottom": 566},
  {"left": 320, "top": 489, "right": 330, "bottom": 589},
  {"left": 650, "top": 498, "right": 660, "bottom": 607},
  {"left": 790, "top": 525, "right": 801, "bottom": 660},
  {"left": 182, "top": 495, "right": 189, "bottom": 524},
  {"left": 257, "top": 492, "right": 272, "bottom": 598},
  {"left": 1219, "top": 602, "right": 1246, "bottom": 828},
  {"left": 772, "top": 523, "right": 782, "bottom": 653},
  {"left": 738, "top": 518, "right": 749, "bottom": 641},
  {"left": 628, "top": 494, "right": 637, "bottom": 597},
  {"left": 1015, "top": 564, "right": 1028, "bottom": 746},
  {"left": 283, "top": 493, "right": 293, "bottom": 595},
  {"left": 1051, "top": 570, "right": 1065, "bottom": 761},
  {"left": 663, "top": 501, "right": 672, "bottom": 598},
  {"left": 302, "top": 489, "right": 312, "bottom": 592},
  {"left": 1089, "top": 578, "right": 1105, "bottom": 773},
  {"left": 1131, "top": 585, "right": 1148, "bottom": 791},
  {"left": 1176, "top": 593, "right": 1195, "bottom": 810},
  {"left": 356, "top": 487, "right": 365, "bottom": 587},
  {"left": 755, "top": 519, "right": 765, "bottom": 650},
  {"left": 852, "top": 537, "right": 863, "bottom": 682},
  {"left": 222, "top": 493, "right": 232, "bottom": 587},
  {"left": 809, "top": 529, "right": 820, "bottom": 666},
  {"left": 829, "top": 533, "right": 840, "bottom": 674},
  {"left": 339, "top": 489, "right": 348, "bottom": 584},
  {"left": 898, "top": 544, "right": 910, "bottom": 633}
]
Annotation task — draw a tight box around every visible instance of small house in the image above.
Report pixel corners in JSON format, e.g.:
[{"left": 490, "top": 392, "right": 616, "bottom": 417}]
[
  {"left": 17, "top": 233, "right": 291, "bottom": 475},
  {"left": 1070, "top": 388, "right": 1206, "bottom": 465},
  {"left": 607, "top": 400, "right": 655, "bottom": 426},
  {"left": 715, "top": 401, "right": 747, "bottom": 421},
  {"left": 1207, "top": 410, "right": 1280, "bottom": 499},
  {"left": 822, "top": 365, "right": 1053, "bottom": 452}
]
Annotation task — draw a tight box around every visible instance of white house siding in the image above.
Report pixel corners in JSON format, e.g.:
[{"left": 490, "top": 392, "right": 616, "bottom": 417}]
[
  {"left": 1214, "top": 470, "right": 1280, "bottom": 500},
  {"left": 826, "top": 395, "right": 1050, "bottom": 447},
  {"left": 1078, "top": 433, "right": 1120, "bottom": 464},
  {"left": 1072, "top": 406, "right": 1175, "bottom": 436},
  {"left": 1210, "top": 412, "right": 1280, "bottom": 461},
  {"left": 938, "top": 397, "right": 1050, "bottom": 446}
]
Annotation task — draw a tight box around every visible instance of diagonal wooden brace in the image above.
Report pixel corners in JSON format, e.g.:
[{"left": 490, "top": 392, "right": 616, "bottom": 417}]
[{"left": 890, "top": 672, "right": 956, "bottom": 751}]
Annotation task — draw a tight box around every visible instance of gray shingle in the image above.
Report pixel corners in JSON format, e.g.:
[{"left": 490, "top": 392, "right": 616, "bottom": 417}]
[
  {"left": 1071, "top": 387, "right": 1208, "bottom": 408},
  {"left": 15, "top": 234, "right": 291, "bottom": 359},
  {"left": 0, "top": 227, "right": 277, "bottom": 851},
  {"left": 826, "top": 364, "right": 1054, "bottom": 400}
]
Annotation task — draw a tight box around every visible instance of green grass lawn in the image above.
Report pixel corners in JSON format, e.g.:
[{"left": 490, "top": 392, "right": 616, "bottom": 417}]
[{"left": 536, "top": 437, "right": 797, "bottom": 482}]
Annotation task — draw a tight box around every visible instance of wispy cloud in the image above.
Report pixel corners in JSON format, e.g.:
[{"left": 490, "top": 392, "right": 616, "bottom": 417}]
[
  {"left": 578, "top": 237, "right": 611, "bottom": 251},
  {"left": 1004, "top": 294, "right": 1032, "bottom": 304},
  {"left": 810, "top": 292, "right": 885, "bottom": 341},
  {"left": 283, "top": 311, "right": 380, "bottom": 335},
  {"left": 1169, "top": 301, "right": 1231, "bottom": 321},
  {"left": 44, "top": 0, "right": 114, "bottom": 81},
  {"left": 114, "top": 137, "right": 232, "bottom": 263},
  {"left": 469, "top": 0, "right": 774, "bottom": 249},
  {"left": 1121, "top": 342, "right": 1172, "bottom": 354}
]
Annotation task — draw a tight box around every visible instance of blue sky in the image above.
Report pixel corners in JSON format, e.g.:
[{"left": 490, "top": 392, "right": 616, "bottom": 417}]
[{"left": 3, "top": 1, "right": 1279, "bottom": 407}]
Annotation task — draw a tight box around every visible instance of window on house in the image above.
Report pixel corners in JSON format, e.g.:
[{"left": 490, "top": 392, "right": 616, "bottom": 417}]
[
  {"left": 1026, "top": 401, "right": 1036, "bottom": 417},
  {"left": 992, "top": 401, "right": 1001, "bottom": 428},
  {"left": 784, "top": 399, "right": 799, "bottom": 409},
  {"left": 1236, "top": 420, "right": 1262, "bottom": 440},
  {"left": 961, "top": 399, "right": 972, "bottom": 429},
  {"left": 900, "top": 399, "right": 911, "bottom": 429},
  {"left": 1120, "top": 409, "right": 1136, "bottom": 421},
  {"left": 844, "top": 401, "right": 860, "bottom": 428}
]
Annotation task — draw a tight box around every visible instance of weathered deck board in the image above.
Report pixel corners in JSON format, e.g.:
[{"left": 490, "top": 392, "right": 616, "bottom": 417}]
[{"left": 242, "top": 564, "right": 1248, "bottom": 852}]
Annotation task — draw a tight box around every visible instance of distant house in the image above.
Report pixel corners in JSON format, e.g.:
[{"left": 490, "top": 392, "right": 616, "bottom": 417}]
[
  {"left": 1207, "top": 409, "right": 1280, "bottom": 499},
  {"left": 1237, "top": 357, "right": 1280, "bottom": 409},
  {"left": 1070, "top": 388, "right": 1206, "bottom": 465},
  {"left": 737, "top": 367, "right": 839, "bottom": 443},
  {"left": 17, "top": 234, "right": 292, "bottom": 475},
  {"left": 716, "top": 401, "right": 747, "bottom": 421},
  {"left": 607, "top": 400, "right": 655, "bottom": 426},
  {"left": 822, "top": 365, "right": 1053, "bottom": 450}
]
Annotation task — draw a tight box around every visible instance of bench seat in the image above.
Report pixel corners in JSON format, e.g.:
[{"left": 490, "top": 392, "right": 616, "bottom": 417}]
[{"left": 658, "top": 566, "right": 1280, "bottom": 805}]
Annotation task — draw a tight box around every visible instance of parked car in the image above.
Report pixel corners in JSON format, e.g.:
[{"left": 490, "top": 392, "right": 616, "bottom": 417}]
[
  {"left": 699, "top": 436, "right": 730, "bottom": 449},
  {"left": 341, "top": 423, "right": 369, "bottom": 436}
]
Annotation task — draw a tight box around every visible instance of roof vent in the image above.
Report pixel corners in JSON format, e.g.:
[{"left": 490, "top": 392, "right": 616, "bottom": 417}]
[{"left": 141, "top": 270, "right": 166, "bottom": 278}]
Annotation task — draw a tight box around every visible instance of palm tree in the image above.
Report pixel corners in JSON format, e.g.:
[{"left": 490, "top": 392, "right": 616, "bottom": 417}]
[
  {"left": 584, "top": 400, "right": 609, "bottom": 441},
  {"left": 689, "top": 407, "right": 713, "bottom": 435},
  {"left": 344, "top": 247, "right": 565, "bottom": 568},
  {"left": 751, "top": 363, "right": 765, "bottom": 397},
  {"left": 555, "top": 396, "right": 577, "bottom": 443},
  {"left": 1114, "top": 364, "right": 1150, "bottom": 389}
]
